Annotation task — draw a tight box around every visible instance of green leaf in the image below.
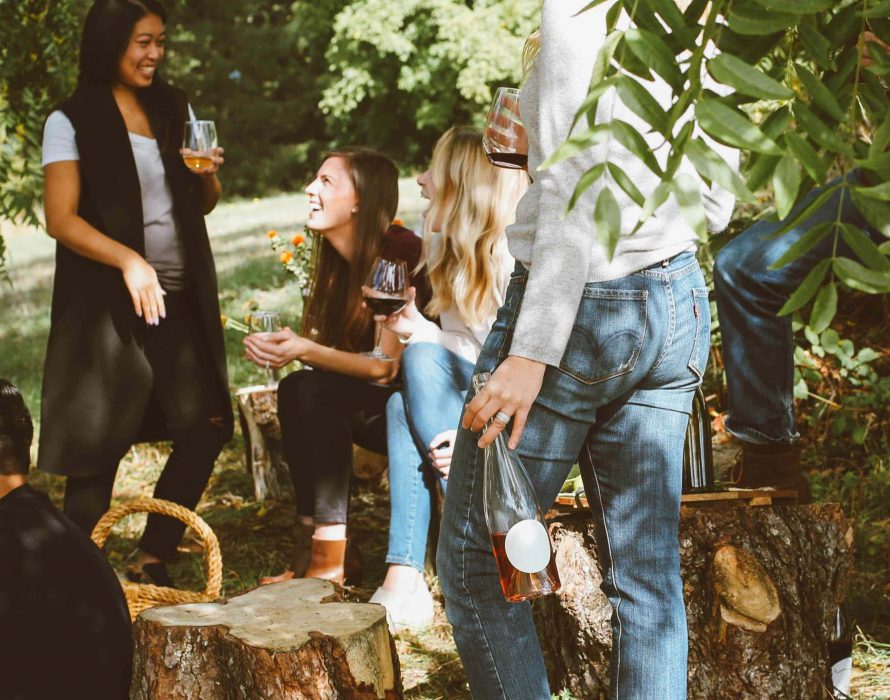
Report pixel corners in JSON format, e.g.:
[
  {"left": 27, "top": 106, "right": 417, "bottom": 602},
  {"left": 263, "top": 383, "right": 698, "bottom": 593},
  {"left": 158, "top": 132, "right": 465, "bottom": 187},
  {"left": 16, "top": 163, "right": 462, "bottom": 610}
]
[
  {"left": 746, "top": 155, "right": 781, "bottom": 193},
  {"left": 795, "top": 65, "right": 846, "bottom": 122},
  {"left": 749, "top": 0, "right": 834, "bottom": 11},
  {"left": 772, "top": 154, "right": 802, "bottom": 220},
  {"left": 643, "top": 0, "right": 699, "bottom": 46},
  {"left": 869, "top": 113, "right": 890, "bottom": 159},
  {"left": 794, "top": 104, "right": 855, "bottom": 157},
  {"left": 576, "top": 0, "right": 612, "bottom": 13},
  {"left": 808, "top": 282, "right": 837, "bottom": 334},
  {"left": 707, "top": 54, "right": 793, "bottom": 100},
  {"left": 833, "top": 257, "right": 890, "bottom": 293},
  {"left": 636, "top": 181, "right": 672, "bottom": 229},
  {"left": 851, "top": 191, "right": 890, "bottom": 238},
  {"left": 606, "top": 162, "right": 645, "bottom": 207},
  {"left": 821, "top": 328, "right": 840, "bottom": 352},
  {"left": 860, "top": 0, "right": 890, "bottom": 18},
  {"left": 594, "top": 187, "right": 622, "bottom": 261},
  {"left": 616, "top": 76, "right": 670, "bottom": 135},
  {"left": 856, "top": 150, "right": 890, "bottom": 174},
  {"left": 672, "top": 173, "right": 708, "bottom": 241},
  {"left": 778, "top": 258, "right": 831, "bottom": 315},
  {"left": 769, "top": 221, "right": 834, "bottom": 270},
  {"left": 571, "top": 77, "right": 618, "bottom": 131},
  {"left": 784, "top": 132, "right": 827, "bottom": 183},
  {"left": 766, "top": 185, "right": 840, "bottom": 240},
  {"left": 839, "top": 223, "right": 890, "bottom": 271},
  {"left": 695, "top": 98, "right": 783, "bottom": 155},
  {"left": 540, "top": 125, "right": 610, "bottom": 170},
  {"left": 591, "top": 31, "right": 623, "bottom": 86},
  {"left": 853, "top": 181, "right": 890, "bottom": 201},
  {"left": 566, "top": 164, "right": 605, "bottom": 213},
  {"left": 685, "top": 138, "right": 756, "bottom": 203},
  {"left": 728, "top": 5, "right": 801, "bottom": 35},
  {"left": 624, "top": 28, "right": 684, "bottom": 90},
  {"left": 798, "top": 17, "right": 835, "bottom": 69},
  {"left": 609, "top": 120, "right": 663, "bottom": 177}
]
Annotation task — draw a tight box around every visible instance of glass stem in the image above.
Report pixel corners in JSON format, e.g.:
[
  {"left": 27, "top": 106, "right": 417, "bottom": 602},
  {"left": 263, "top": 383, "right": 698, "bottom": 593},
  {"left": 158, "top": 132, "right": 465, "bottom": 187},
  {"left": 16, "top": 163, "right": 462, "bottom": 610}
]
[{"left": 374, "top": 321, "right": 383, "bottom": 352}]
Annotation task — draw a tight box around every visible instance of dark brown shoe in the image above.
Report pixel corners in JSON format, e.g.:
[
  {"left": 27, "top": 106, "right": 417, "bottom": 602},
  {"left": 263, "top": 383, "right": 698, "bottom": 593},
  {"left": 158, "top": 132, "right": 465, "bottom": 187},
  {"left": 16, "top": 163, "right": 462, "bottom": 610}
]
[{"left": 730, "top": 442, "right": 811, "bottom": 504}]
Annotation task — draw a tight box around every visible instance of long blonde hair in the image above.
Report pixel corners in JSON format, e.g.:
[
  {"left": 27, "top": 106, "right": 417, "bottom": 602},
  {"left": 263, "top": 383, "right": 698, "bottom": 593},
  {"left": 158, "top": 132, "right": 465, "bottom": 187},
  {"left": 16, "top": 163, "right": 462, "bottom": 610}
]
[{"left": 421, "top": 126, "right": 527, "bottom": 327}]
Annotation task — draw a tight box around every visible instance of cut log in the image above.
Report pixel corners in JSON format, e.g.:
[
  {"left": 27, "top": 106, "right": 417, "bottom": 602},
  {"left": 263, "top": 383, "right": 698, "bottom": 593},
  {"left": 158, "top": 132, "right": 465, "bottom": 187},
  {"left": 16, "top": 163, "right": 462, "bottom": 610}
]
[
  {"left": 237, "top": 385, "right": 388, "bottom": 502},
  {"left": 131, "top": 578, "right": 402, "bottom": 699},
  {"left": 534, "top": 504, "right": 853, "bottom": 699}
]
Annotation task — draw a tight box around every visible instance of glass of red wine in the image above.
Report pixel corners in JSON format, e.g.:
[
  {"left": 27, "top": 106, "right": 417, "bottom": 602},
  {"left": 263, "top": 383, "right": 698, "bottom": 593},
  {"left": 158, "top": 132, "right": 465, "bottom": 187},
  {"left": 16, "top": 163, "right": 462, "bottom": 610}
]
[
  {"left": 483, "top": 87, "right": 528, "bottom": 170},
  {"left": 362, "top": 257, "right": 409, "bottom": 361}
]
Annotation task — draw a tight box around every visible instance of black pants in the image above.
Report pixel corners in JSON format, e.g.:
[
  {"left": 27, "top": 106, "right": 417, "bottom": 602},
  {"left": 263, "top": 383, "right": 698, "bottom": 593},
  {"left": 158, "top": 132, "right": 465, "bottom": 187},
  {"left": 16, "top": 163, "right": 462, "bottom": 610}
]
[
  {"left": 63, "top": 292, "right": 228, "bottom": 561},
  {"left": 277, "top": 368, "right": 391, "bottom": 524}
]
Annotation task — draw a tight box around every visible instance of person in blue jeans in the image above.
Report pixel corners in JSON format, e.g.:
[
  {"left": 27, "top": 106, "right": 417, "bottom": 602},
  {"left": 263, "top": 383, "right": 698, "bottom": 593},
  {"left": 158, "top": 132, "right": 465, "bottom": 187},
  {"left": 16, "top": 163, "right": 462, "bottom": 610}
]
[
  {"left": 713, "top": 174, "right": 881, "bottom": 502},
  {"left": 370, "top": 126, "right": 526, "bottom": 631},
  {"left": 437, "top": 2, "right": 738, "bottom": 698}
]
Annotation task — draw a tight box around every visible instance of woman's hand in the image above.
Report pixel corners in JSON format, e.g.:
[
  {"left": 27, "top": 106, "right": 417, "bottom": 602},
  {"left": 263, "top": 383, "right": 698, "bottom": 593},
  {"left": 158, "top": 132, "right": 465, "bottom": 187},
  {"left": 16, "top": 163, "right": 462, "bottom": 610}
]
[
  {"left": 121, "top": 255, "right": 165, "bottom": 325},
  {"left": 243, "top": 327, "right": 307, "bottom": 369},
  {"left": 374, "top": 287, "right": 419, "bottom": 339},
  {"left": 461, "top": 355, "right": 546, "bottom": 449},
  {"left": 427, "top": 429, "right": 457, "bottom": 480}
]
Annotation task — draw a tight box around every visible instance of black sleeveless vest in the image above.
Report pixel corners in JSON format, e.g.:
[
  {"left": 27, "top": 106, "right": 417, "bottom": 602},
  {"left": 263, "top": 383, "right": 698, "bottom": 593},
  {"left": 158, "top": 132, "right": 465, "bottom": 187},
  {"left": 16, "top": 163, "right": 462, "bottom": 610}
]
[{"left": 38, "top": 80, "right": 232, "bottom": 476}]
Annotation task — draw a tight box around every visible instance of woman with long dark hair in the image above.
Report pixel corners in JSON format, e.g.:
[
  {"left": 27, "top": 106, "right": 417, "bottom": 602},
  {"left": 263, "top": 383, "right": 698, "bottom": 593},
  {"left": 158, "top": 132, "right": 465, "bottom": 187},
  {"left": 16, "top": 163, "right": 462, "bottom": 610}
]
[
  {"left": 244, "top": 148, "right": 429, "bottom": 586},
  {"left": 40, "top": 0, "right": 232, "bottom": 586}
]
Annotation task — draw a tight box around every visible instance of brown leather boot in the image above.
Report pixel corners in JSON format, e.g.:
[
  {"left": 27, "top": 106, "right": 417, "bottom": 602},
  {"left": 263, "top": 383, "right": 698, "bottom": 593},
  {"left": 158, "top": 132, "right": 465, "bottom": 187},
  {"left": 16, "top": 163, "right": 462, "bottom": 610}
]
[
  {"left": 304, "top": 537, "right": 364, "bottom": 586},
  {"left": 731, "top": 442, "right": 812, "bottom": 504},
  {"left": 258, "top": 521, "right": 314, "bottom": 586}
]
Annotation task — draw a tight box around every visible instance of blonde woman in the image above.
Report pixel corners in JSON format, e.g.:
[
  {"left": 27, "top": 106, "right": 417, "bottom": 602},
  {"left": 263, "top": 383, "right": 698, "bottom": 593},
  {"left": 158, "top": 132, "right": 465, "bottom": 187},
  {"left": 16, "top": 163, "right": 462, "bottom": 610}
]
[{"left": 369, "top": 126, "right": 527, "bottom": 631}]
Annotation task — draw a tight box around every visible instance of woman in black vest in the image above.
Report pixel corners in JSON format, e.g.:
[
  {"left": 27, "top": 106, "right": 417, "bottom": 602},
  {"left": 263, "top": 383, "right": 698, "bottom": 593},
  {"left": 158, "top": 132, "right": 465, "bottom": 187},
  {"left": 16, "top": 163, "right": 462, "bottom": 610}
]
[{"left": 40, "top": 0, "right": 233, "bottom": 586}]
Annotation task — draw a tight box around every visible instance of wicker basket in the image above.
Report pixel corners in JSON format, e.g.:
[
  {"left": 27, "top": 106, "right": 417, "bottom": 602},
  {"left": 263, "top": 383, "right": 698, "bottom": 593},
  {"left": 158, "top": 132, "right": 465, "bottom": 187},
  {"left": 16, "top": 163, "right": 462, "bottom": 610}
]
[{"left": 90, "top": 497, "right": 223, "bottom": 620}]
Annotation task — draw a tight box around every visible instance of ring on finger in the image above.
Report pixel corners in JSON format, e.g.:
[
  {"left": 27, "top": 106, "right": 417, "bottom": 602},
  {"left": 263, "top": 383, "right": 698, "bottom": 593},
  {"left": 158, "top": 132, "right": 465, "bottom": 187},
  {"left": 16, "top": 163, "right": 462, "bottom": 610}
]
[{"left": 493, "top": 411, "right": 511, "bottom": 425}]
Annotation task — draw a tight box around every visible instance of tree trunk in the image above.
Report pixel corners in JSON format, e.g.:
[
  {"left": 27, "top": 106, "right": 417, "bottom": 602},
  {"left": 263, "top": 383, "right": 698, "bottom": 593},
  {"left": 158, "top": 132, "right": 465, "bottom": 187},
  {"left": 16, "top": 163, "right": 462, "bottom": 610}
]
[
  {"left": 534, "top": 503, "right": 853, "bottom": 699},
  {"left": 131, "top": 578, "right": 402, "bottom": 699}
]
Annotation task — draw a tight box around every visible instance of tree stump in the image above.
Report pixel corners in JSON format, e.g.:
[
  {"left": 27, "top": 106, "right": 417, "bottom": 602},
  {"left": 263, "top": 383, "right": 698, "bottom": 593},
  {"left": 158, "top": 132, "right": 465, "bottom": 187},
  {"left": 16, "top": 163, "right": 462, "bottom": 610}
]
[
  {"left": 237, "top": 386, "right": 388, "bottom": 502},
  {"left": 131, "top": 578, "right": 402, "bottom": 699},
  {"left": 534, "top": 503, "right": 853, "bottom": 699}
]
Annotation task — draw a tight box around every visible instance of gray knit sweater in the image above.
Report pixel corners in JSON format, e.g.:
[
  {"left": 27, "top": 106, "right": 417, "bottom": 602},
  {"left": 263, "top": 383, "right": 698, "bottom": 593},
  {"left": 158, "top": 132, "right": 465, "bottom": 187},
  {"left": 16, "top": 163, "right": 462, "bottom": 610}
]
[{"left": 507, "top": 0, "right": 738, "bottom": 367}]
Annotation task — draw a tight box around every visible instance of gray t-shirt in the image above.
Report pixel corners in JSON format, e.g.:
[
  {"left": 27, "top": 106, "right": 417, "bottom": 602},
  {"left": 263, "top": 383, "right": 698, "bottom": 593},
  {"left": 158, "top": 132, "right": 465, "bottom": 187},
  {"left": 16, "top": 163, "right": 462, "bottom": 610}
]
[{"left": 42, "top": 110, "right": 189, "bottom": 291}]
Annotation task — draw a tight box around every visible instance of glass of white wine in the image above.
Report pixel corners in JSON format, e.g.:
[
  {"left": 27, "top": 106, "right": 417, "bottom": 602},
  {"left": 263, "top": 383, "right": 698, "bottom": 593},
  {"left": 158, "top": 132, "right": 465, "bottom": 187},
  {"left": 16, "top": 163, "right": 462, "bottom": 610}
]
[
  {"left": 249, "top": 310, "right": 282, "bottom": 386},
  {"left": 182, "top": 120, "right": 218, "bottom": 174}
]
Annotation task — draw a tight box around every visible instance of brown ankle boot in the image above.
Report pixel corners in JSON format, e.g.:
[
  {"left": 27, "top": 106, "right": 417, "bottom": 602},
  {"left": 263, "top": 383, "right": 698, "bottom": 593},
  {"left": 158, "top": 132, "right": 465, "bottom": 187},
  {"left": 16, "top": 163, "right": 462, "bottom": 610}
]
[
  {"left": 304, "top": 537, "right": 364, "bottom": 586},
  {"left": 258, "top": 521, "right": 315, "bottom": 586},
  {"left": 731, "top": 443, "right": 811, "bottom": 504}
]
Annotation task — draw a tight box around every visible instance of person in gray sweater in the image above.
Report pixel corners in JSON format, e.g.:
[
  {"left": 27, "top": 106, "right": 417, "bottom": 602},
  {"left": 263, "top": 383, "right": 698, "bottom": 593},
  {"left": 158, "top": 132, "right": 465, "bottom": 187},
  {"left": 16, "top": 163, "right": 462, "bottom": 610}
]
[{"left": 437, "top": 1, "right": 737, "bottom": 698}]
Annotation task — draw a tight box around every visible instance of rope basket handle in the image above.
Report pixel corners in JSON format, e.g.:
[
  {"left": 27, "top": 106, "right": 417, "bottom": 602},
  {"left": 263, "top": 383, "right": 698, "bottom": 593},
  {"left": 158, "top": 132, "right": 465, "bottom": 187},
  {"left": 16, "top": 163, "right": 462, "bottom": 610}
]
[{"left": 91, "top": 496, "right": 223, "bottom": 600}]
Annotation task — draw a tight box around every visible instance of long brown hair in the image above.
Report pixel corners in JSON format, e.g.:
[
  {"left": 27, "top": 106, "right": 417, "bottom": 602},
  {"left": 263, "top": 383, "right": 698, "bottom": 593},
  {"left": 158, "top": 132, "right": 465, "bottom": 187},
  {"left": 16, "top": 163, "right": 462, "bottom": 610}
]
[{"left": 301, "top": 148, "right": 399, "bottom": 352}]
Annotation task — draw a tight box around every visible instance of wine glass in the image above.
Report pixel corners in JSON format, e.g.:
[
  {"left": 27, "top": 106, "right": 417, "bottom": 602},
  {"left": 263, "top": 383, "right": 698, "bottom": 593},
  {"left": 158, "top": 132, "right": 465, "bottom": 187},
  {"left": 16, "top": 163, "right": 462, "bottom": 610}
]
[
  {"left": 482, "top": 87, "right": 528, "bottom": 170},
  {"left": 249, "top": 310, "right": 282, "bottom": 386},
  {"left": 362, "top": 258, "right": 409, "bottom": 361},
  {"left": 182, "top": 120, "right": 218, "bottom": 174}
]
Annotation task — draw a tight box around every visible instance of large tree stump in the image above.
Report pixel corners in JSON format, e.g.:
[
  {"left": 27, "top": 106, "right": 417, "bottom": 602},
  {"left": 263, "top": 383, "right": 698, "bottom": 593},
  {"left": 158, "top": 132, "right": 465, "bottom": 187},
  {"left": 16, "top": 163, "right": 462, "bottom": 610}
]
[
  {"left": 131, "top": 579, "right": 402, "bottom": 699},
  {"left": 237, "top": 386, "right": 388, "bottom": 502},
  {"left": 534, "top": 504, "right": 853, "bottom": 699}
]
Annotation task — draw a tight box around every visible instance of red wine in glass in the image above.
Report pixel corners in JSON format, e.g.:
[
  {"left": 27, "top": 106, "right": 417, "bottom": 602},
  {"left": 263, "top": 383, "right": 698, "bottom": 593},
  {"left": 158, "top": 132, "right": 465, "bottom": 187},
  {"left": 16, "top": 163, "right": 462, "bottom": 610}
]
[
  {"left": 363, "top": 295, "right": 408, "bottom": 317},
  {"left": 486, "top": 152, "right": 529, "bottom": 170},
  {"left": 362, "top": 257, "right": 409, "bottom": 360}
]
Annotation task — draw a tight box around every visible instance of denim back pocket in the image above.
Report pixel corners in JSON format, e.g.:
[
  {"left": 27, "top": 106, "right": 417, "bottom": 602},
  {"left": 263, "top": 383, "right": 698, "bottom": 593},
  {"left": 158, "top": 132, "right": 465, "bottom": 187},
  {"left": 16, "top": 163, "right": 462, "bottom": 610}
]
[
  {"left": 558, "top": 288, "right": 648, "bottom": 385},
  {"left": 688, "top": 287, "right": 712, "bottom": 379}
]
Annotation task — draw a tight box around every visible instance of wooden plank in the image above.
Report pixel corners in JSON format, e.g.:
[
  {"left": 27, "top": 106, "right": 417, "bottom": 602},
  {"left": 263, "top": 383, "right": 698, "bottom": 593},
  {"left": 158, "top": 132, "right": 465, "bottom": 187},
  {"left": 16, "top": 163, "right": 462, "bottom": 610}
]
[{"left": 554, "top": 488, "right": 798, "bottom": 512}]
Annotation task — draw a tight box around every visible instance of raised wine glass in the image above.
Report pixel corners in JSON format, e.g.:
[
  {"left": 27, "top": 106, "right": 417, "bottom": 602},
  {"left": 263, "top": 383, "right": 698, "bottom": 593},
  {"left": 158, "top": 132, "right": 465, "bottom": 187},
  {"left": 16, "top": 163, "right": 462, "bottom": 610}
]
[
  {"left": 182, "top": 120, "right": 218, "bottom": 174},
  {"left": 249, "top": 310, "right": 282, "bottom": 386},
  {"left": 482, "top": 87, "right": 528, "bottom": 170},
  {"left": 362, "top": 258, "right": 409, "bottom": 361}
]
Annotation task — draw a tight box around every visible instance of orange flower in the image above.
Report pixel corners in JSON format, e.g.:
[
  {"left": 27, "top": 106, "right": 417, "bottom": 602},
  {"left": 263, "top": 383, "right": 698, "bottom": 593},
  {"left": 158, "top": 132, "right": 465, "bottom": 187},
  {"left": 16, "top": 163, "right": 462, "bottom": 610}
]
[
  {"left": 280, "top": 251, "right": 294, "bottom": 264},
  {"left": 392, "top": 218, "right": 404, "bottom": 227},
  {"left": 292, "top": 233, "right": 306, "bottom": 246},
  {"left": 267, "top": 230, "right": 278, "bottom": 239},
  {"left": 220, "top": 314, "right": 228, "bottom": 328}
]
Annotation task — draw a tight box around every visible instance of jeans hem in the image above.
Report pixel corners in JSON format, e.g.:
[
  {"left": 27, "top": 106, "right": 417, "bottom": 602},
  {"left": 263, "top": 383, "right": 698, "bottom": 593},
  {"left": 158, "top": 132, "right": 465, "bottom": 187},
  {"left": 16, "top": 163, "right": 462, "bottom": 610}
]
[
  {"left": 725, "top": 420, "right": 799, "bottom": 445},
  {"left": 384, "top": 556, "right": 424, "bottom": 572}
]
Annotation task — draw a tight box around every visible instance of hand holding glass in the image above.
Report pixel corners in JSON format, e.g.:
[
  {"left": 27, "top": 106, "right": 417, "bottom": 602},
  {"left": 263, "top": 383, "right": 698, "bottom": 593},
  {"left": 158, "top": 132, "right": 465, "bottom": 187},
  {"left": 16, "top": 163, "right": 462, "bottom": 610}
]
[
  {"left": 249, "top": 310, "right": 282, "bottom": 386},
  {"left": 362, "top": 258, "right": 409, "bottom": 361},
  {"left": 182, "top": 120, "right": 218, "bottom": 174},
  {"left": 483, "top": 88, "right": 529, "bottom": 170}
]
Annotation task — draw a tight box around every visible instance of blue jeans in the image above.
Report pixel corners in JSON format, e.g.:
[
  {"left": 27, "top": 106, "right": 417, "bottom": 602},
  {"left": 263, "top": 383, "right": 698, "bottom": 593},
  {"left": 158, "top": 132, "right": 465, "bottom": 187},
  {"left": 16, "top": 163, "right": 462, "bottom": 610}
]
[
  {"left": 713, "top": 176, "right": 878, "bottom": 444},
  {"left": 386, "top": 342, "right": 475, "bottom": 571},
  {"left": 437, "top": 253, "right": 709, "bottom": 699}
]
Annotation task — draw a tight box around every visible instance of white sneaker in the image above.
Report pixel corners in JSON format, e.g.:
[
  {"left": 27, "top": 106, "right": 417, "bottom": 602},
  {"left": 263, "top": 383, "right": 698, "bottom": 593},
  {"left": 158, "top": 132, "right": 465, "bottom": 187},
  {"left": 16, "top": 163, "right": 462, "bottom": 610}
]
[{"left": 369, "top": 580, "right": 435, "bottom": 633}]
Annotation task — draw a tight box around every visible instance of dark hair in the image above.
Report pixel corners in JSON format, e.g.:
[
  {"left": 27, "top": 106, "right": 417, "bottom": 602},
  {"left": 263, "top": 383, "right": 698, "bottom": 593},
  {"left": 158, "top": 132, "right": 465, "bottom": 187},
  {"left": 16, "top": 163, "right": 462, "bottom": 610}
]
[
  {"left": 79, "top": 0, "right": 167, "bottom": 86},
  {"left": 302, "top": 148, "right": 399, "bottom": 352},
  {"left": 0, "top": 380, "right": 34, "bottom": 476}
]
